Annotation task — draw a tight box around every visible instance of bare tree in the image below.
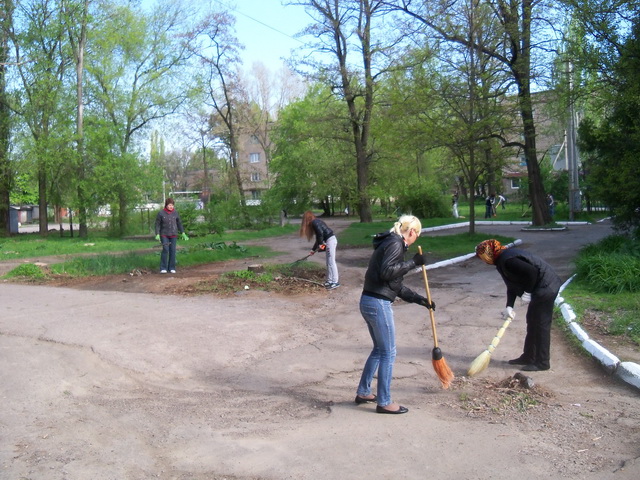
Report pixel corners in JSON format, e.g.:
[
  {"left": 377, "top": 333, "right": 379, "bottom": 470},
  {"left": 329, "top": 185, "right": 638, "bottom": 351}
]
[
  {"left": 239, "top": 62, "right": 305, "bottom": 190},
  {"left": 185, "top": 10, "right": 250, "bottom": 224}
]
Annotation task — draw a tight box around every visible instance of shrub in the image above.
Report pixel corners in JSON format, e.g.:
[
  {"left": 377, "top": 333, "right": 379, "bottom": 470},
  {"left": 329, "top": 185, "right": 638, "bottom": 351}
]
[
  {"left": 5, "top": 263, "right": 47, "bottom": 280},
  {"left": 575, "top": 235, "right": 640, "bottom": 293},
  {"left": 395, "top": 183, "right": 449, "bottom": 219}
]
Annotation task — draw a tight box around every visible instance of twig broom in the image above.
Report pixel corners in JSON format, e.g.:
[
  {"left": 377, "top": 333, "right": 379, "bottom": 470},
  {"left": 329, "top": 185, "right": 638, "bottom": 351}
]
[
  {"left": 418, "top": 246, "right": 454, "bottom": 389},
  {"left": 467, "top": 314, "right": 513, "bottom": 376}
]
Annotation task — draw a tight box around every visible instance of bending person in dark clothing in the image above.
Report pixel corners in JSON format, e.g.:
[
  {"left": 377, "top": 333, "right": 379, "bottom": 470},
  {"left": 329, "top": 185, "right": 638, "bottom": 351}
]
[{"left": 476, "top": 239, "right": 562, "bottom": 371}]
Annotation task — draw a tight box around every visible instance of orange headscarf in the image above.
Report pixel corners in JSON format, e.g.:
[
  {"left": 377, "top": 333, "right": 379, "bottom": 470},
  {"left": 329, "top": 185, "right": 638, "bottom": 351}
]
[{"left": 476, "top": 239, "right": 507, "bottom": 265}]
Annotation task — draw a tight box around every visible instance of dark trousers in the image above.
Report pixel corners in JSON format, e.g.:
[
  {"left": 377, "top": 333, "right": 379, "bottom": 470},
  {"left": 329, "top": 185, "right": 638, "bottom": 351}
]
[{"left": 523, "top": 288, "right": 559, "bottom": 368}]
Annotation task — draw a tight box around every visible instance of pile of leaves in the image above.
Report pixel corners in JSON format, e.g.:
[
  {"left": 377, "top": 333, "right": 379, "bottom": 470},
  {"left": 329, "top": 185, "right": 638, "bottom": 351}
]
[{"left": 452, "top": 375, "right": 553, "bottom": 418}]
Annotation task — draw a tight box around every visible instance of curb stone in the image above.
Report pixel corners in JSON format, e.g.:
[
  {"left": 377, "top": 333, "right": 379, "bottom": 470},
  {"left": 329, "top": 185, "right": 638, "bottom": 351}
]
[{"left": 418, "top": 225, "right": 640, "bottom": 393}]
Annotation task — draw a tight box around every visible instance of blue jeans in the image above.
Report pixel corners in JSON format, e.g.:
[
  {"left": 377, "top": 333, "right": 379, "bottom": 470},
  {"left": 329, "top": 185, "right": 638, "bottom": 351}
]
[
  {"left": 357, "top": 294, "right": 396, "bottom": 407},
  {"left": 160, "top": 236, "right": 177, "bottom": 271}
]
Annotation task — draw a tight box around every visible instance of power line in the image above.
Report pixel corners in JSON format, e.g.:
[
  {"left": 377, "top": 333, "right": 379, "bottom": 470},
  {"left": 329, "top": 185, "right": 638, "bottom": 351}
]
[{"left": 211, "top": 0, "right": 307, "bottom": 46}]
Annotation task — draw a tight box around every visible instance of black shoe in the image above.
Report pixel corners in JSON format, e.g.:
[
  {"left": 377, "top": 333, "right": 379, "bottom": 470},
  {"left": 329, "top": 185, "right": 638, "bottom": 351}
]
[
  {"left": 508, "top": 356, "right": 533, "bottom": 365},
  {"left": 354, "top": 394, "right": 377, "bottom": 405},
  {"left": 376, "top": 405, "right": 408, "bottom": 414},
  {"left": 521, "top": 364, "right": 550, "bottom": 372}
]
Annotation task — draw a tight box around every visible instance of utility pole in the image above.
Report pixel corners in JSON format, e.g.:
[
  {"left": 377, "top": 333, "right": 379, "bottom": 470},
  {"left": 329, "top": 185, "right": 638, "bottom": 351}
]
[{"left": 566, "top": 60, "right": 581, "bottom": 221}]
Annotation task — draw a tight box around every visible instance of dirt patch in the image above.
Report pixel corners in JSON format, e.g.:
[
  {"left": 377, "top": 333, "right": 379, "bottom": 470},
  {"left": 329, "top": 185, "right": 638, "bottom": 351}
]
[{"left": 580, "top": 310, "right": 640, "bottom": 364}]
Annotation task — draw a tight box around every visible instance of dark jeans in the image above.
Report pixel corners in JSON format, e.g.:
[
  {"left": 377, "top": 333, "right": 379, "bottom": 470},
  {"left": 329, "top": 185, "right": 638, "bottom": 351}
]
[
  {"left": 160, "top": 236, "right": 177, "bottom": 271},
  {"left": 523, "top": 286, "right": 560, "bottom": 368}
]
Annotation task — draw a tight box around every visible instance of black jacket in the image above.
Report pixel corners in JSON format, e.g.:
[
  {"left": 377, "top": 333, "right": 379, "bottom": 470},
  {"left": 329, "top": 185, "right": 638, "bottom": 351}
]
[
  {"left": 311, "top": 219, "right": 334, "bottom": 251},
  {"left": 362, "top": 231, "right": 422, "bottom": 303},
  {"left": 155, "top": 208, "right": 184, "bottom": 237},
  {"left": 495, "top": 248, "right": 562, "bottom": 308}
]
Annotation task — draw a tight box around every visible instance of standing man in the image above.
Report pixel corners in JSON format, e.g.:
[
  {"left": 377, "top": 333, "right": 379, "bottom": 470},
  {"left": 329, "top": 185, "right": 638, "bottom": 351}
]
[
  {"left": 484, "top": 194, "right": 495, "bottom": 219},
  {"left": 475, "top": 239, "right": 562, "bottom": 371},
  {"left": 547, "top": 194, "right": 555, "bottom": 218},
  {"left": 155, "top": 198, "right": 188, "bottom": 274}
]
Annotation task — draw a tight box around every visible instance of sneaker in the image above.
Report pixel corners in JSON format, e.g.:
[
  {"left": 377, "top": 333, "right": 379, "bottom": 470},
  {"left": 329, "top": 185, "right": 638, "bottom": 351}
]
[
  {"left": 326, "top": 282, "right": 341, "bottom": 290},
  {"left": 160, "top": 270, "right": 167, "bottom": 274},
  {"left": 170, "top": 270, "right": 176, "bottom": 273}
]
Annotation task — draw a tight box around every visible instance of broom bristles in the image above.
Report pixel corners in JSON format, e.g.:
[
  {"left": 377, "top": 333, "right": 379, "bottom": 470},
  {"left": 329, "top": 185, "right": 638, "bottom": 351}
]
[
  {"left": 433, "top": 357, "right": 454, "bottom": 389},
  {"left": 467, "top": 349, "right": 492, "bottom": 377}
]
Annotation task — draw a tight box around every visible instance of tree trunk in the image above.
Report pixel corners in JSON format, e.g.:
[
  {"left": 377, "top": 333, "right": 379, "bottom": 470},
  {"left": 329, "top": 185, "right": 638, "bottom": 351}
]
[
  {"left": 518, "top": 83, "right": 551, "bottom": 225},
  {"left": 38, "top": 166, "right": 48, "bottom": 235},
  {"left": 70, "top": 0, "right": 90, "bottom": 238},
  {"left": 0, "top": 2, "right": 11, "bottom": 235}
]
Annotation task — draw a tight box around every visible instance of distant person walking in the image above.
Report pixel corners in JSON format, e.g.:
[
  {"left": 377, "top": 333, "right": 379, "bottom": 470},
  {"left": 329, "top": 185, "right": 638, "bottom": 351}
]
[
  {"left": 452, "top": 191, "right": 459, "bottom": 219},
  {"left": 155, "top": 198, "right": 188, "bottom": 274},
  {"left": 300, "top": 211, "right": 339, "bottom": 289}
]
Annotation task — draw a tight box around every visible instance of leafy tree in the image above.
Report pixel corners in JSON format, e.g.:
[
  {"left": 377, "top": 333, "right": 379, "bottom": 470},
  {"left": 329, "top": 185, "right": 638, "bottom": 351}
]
[
  {"left": 86, "top": 0, "right": 190, "bottom": 235},
  {"left": 0, "top": 0, "right": 13, "bottom": 235},
  {"left": 386, "top": 0, "right": 563, "bottom": 226},
  {"left": 62, "top": 0, "right": 90, "bottom": 238},
  {"left": 267, "top": 84, "right": 355, "bottom": 216},
  {"left": 10, "top": 0, "right": 75, "bottom": 235},
  {"left": 292, "top": 0, "right": 400, "bottom": 222},
  {"left": 577, "top": 18, "right": 640, "bottom": 234}
]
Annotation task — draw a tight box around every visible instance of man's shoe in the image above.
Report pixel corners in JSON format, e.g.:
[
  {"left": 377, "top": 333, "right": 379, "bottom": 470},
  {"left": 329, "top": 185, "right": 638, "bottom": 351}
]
[
  {"left": 326, "top": 282, "right": 341, "bottom": 290},
  {"left": 521, "top": 364, "right": 550, "bottom": 372},
  {"left": 170, "top": 270, "right": 176, "bottom": 273},
  {"left": 160, "top": 270, "right": 167, "bottom": 274},
  {"left": 508, "top": 356, "right": 533, "bottom": 365},
  {"left": 376, "top": 405, "right": 408, "bottom": 414}
]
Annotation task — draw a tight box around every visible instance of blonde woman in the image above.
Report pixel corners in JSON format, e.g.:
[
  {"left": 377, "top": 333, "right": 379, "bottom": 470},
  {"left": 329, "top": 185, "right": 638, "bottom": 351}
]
[
  {"left": 299, "top": 211, "right": 339, "bottom": 289},
  {"left": 355, "top": 215, "right": 434, "bottom": 414}
]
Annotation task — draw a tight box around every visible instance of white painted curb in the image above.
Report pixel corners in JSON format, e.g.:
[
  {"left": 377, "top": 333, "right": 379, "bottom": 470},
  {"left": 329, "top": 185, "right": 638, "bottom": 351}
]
[{"left": 617, "top": 363, "right": 640, "bottom": 390}]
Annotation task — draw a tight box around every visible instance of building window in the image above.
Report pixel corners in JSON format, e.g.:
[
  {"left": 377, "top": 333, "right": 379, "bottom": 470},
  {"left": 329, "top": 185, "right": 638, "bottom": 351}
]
[
  {"left": 510, "top": 178, "right": 521, "bottom": 189},
  {"left": 251, "top": 172, "right": 261, "bottom": 182},
  {"left": 250, "top": 135, "right": 260, "bottom": 144},
  {"left": 249, "top": 153, "right": 260, "bottom": 163},
  {"left": 518, "top": 155, "right": 527, "bottom": 167},
  {"left": 251, "top": 190, "right": 261, "bottom": 200}
]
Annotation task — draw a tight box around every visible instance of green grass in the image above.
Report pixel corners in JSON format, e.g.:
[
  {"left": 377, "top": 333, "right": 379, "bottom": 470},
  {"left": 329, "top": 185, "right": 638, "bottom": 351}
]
[
  {"left": 563, "top": 234, "right": 640, "bottom": 345},
  {"left": 562, "top": 283, "right": 640, "bottom": 345},
  {"left": 3, "top": 263, "right": 47, "bottom": 280},
  {"left": 339, "top": 220, "right": 514, "bottom": 259},
  {"left": 47, "top": 244, "right": 273, "bottom": 277},
  {"left": 0, "top": 225, "right": 299, "bottom": 260}
]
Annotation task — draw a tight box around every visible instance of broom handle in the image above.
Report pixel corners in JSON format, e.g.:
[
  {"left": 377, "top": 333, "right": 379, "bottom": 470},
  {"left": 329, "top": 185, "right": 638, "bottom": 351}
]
[
  {"left": 418, "top": 246, "right": 439, "bottom": 348},
  {"left": 486, "top": 317, "right": 512, "bottom": 353}
]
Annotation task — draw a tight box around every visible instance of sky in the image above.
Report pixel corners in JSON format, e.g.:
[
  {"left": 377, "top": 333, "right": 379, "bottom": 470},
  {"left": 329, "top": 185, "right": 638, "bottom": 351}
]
[{"left": 212, "top": 0, "right": 312, "bottom": 70}]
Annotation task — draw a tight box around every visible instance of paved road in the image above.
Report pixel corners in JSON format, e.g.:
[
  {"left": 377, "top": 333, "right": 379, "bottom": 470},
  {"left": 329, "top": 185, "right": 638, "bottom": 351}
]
[{"left": 1, "top": 218, "right": 639, "bottom": 480}]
